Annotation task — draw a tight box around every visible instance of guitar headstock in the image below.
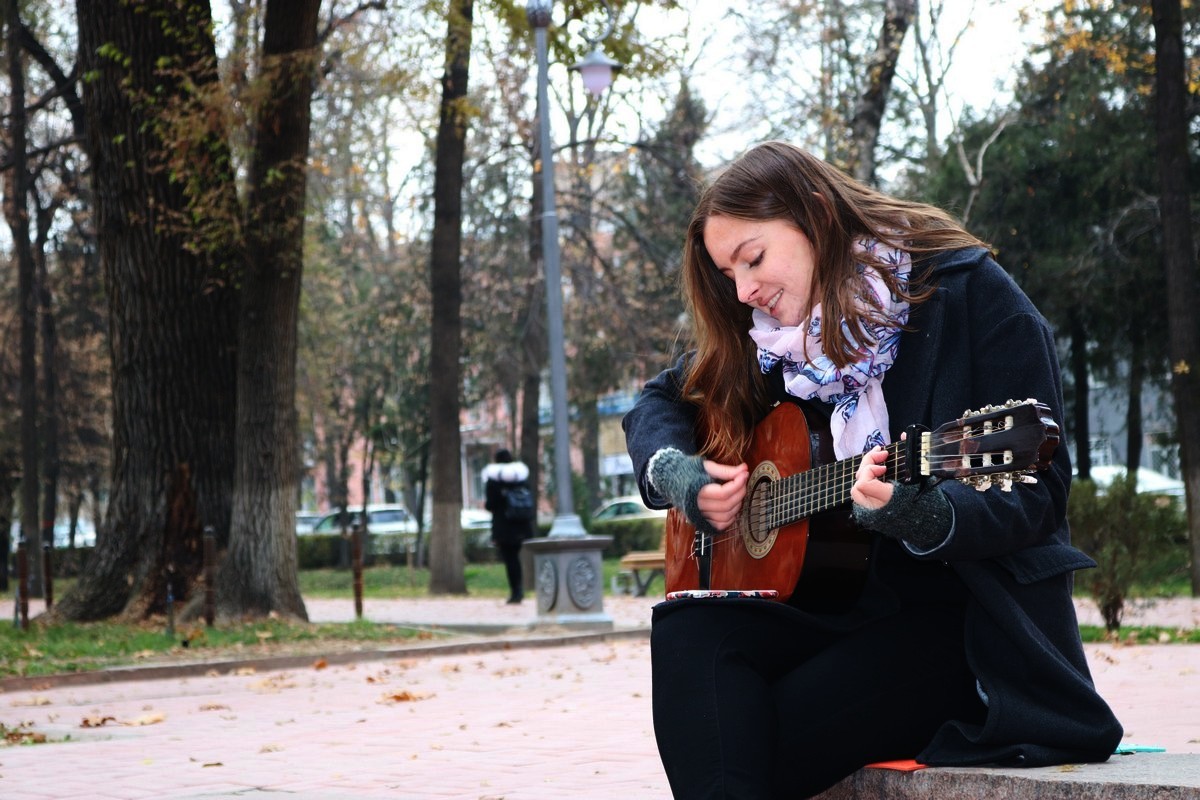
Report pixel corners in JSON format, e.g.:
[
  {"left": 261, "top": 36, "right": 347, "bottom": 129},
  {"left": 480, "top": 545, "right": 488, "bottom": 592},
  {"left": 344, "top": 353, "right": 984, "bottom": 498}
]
[{"left": 918, "top": 399, "right": 1060, "bottom": 492}]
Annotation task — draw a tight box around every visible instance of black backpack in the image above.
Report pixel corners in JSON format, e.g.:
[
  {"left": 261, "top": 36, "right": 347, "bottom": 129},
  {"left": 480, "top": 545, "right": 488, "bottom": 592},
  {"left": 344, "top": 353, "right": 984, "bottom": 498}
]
[{"left": 502, "top": 485, "right": 535, "bottom": 522}]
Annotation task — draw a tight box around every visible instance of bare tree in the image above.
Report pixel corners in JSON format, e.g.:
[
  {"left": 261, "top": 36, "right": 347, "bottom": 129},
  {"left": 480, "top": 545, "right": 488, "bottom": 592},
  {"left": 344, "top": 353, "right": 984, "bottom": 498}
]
[{"left": 848, "top": 0, "right": 916, "bottom": 183}]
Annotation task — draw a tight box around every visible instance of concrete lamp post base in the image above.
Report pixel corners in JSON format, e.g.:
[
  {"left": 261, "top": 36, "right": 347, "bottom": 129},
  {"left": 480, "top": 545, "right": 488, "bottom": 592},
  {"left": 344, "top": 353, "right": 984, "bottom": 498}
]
[{"left": 525, "top": 532, "right": 614, "bottom": 631}]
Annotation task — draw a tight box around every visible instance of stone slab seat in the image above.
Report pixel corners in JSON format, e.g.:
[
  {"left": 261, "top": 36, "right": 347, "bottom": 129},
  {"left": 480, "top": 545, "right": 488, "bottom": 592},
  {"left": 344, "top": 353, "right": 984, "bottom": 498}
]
[
  {"left": 813, "top": 753, "right": 1200, "bottom": 799},
  {"left": 618, "top": 550, "right": 666, "bottom": 597}
]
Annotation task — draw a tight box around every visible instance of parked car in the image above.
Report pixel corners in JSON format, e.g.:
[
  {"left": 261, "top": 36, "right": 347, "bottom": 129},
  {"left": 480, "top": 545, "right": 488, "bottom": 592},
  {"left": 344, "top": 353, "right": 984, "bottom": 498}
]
[
  {"left": 1078, "top": 465, "right": 1185, "bottom": 498},
  {"left": 592, "top": 495, "right": 668, "bottom": 523},
  {"left": 295, "top": 511, "right": 323, "bottom": 535},
  {"left": 309, "top": 504, "right": 417, "bottom": 537},
  {"left": 9, "top": 518, "right": 97, "bottom": 550}
]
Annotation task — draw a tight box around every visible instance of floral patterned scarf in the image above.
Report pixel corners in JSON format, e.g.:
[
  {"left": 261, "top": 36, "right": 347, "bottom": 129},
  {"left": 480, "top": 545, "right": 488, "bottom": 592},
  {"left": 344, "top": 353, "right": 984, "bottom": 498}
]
[{"left": 748, "top": 238, "right": 912, "bottom": 460}]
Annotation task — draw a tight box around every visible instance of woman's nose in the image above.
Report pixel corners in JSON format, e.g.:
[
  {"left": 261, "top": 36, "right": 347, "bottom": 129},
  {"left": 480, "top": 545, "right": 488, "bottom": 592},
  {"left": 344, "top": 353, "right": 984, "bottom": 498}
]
[{"left": 735, "top": 274, "right": 758, "bottom": 305}]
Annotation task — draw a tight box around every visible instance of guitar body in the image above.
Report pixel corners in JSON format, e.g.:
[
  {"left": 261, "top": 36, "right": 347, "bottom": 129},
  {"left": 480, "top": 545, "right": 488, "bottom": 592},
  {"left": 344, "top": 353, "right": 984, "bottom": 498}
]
[{"left": 664, "top": 403, "right": 871, "bottom": 607}]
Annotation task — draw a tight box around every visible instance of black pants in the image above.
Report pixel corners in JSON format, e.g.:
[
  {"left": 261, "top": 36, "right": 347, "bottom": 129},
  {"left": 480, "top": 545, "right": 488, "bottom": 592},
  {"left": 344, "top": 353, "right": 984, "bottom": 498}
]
[
  {"left": 496, "top": 542, "right": 523, "bottom": 600},
  {"left": 650, "top": 599, "right": 985, "bottom": 799}
]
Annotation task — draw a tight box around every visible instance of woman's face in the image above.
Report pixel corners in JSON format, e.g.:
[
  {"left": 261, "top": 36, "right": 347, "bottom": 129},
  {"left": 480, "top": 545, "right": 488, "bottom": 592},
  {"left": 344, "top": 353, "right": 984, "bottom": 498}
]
[{"left": 703, "top": 214, "right": 817, "bottom": 328}]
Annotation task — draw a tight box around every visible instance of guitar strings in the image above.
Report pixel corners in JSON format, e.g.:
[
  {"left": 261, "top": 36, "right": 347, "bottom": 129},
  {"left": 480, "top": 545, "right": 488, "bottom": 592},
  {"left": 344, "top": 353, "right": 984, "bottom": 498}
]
[{"left": 693, "top": 422, "right": 1030, "bottom": 553}]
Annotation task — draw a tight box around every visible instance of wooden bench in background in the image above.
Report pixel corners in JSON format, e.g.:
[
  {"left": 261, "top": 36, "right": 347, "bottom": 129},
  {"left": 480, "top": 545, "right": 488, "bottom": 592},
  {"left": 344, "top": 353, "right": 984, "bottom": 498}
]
[{"left": 617, "top": 550, "right": 665, "bottom": 597}]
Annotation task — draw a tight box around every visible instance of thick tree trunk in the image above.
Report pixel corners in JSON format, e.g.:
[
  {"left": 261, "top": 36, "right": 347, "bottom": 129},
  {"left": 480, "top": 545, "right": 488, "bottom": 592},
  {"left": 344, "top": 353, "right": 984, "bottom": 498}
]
[
  {"left": 427, "top": 0, "right": 474, "bottom": 594},
  {"left": 6, "top": 0, "right": 43, "bottom": 597},
  {"left": 848, "top": 0, "right": 915, "bottom": 185},
  {"left": 1152, "top": 0, "right": 1200, "bottom": 595},
  {"left": 56, "top": 0, "right": 239, "bottom": 622},
  {"left": 216, "top": 0, "right": 321, "bottom": 620}
]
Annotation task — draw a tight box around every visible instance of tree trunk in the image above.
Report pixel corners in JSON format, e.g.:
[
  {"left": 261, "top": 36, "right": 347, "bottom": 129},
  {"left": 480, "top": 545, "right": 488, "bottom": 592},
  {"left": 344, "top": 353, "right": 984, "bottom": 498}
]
[
  {"left": 6, "top": 0, "right": 43, "bottom": 597},
  {"left": 427, "top": 0, "right": 474, "bottom": 594},
  {"left": 580, "top": 393, "right": 600, "bottom": 515},
  {"left": 1070, "top": 311, "right": 1092, "bottom": 481},
  {"left": 522, "top": 124, "right": 548, "bottom": 518},
  {"left": 216, "top": 0, "right": 321, "bottom": 620},
  {"left": 848, "top": 0, "right": 915, "bottom": 185},
  {"left": 1126, "top": 334, "right": 1145, "bottom": 474},
  {"left": 1152, "top": 0, "right": 1200, "bottom": 595},
  {"left": 56, "top": 0, "right": 239, "bottom": 622},
  {"left": 36, "top": 200, "right": 61, "bottom": 586}
]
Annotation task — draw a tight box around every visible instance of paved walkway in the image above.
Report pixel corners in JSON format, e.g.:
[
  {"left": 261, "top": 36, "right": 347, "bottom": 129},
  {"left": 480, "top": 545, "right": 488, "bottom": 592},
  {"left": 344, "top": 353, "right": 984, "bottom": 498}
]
[{"left": 0, "top": 595, "right": 1197, "bottom": 799}]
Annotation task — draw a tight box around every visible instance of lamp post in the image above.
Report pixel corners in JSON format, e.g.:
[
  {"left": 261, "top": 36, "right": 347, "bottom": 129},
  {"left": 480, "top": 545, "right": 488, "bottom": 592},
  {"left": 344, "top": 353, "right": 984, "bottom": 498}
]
[
  {"left": 527, "top": 0, "right": 618, "bottom": 539},
  {"left": 524, "top": 0, "right": 620, "bottom": 627}
]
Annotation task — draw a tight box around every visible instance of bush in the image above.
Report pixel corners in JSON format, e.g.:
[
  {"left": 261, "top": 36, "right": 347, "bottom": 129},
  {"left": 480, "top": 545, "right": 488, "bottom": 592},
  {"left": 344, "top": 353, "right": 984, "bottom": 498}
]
[
  {"left": 590, "top": 517, "right": 665, "bottom": 558},
  {"left": 1069, "top": 474, "right": 1187, "bottom": 631}
]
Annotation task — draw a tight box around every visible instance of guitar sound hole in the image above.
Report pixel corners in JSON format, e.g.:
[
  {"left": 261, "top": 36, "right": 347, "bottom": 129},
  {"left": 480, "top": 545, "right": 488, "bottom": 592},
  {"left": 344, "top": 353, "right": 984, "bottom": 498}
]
[{"left": 746, "top": 479, "right": 773, "bottom": 545}]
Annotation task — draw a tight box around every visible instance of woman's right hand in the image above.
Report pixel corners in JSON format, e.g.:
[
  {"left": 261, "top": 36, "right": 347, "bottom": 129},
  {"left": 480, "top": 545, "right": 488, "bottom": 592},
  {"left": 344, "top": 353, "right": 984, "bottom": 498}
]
[{"left": 697, "top": 461, "right": 749, "bottom": 531}]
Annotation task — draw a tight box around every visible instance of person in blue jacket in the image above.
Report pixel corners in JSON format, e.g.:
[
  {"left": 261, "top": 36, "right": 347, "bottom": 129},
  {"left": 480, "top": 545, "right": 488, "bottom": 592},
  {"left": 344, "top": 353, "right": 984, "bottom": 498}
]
[{"left": 622, "top": 141, "right": 1122, "bottom": 799}]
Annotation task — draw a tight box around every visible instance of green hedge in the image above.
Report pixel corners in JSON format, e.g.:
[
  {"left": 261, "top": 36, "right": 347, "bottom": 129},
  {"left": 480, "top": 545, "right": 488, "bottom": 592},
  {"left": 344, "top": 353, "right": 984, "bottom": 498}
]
[
  {"left": 296, "top": 531, "right": 499, "bottom": 569},
  {"left": 589, "top": 517, "right": 665, "bottom": 558}
]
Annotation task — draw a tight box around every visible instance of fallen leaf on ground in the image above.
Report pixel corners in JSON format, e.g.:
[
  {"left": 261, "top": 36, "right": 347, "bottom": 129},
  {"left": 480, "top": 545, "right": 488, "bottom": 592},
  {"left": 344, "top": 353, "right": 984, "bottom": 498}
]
[
  {"left": 122, "top": 712, "right": 166, "bottom": 726},
  {"left": 81, "top": 715, "right": 116, "bottom": 728},
  {"left": 199, "top": 703, "right": 229, "bottom": 712},
  {"left": 10, "top": 696, "right": 51, "bottom": 707},
  {"left": 378, "top": 690, "right": 432, "bottom": 704},
  {"left": 312, "top": 658, "right": 328, "bottom": 670}
]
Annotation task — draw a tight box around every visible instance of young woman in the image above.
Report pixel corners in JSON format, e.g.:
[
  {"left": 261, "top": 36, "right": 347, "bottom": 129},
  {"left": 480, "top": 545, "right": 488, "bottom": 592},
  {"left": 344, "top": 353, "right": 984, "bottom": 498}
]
[{"left": 622, "top": 141, "right": 1122, "bottom": 799}]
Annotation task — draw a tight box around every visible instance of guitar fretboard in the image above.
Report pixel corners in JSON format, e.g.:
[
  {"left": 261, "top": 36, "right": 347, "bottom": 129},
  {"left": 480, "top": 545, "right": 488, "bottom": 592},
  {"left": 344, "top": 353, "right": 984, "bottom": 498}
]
[{"left": 761, "top": 441, "right": 905, "bottom": 528}]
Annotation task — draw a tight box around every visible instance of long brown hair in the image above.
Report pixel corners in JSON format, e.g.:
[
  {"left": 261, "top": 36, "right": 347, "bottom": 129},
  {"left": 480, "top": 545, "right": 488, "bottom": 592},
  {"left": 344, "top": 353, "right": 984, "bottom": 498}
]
[{"left": 681, "top": 141, "right": 988, "bottom": 462}]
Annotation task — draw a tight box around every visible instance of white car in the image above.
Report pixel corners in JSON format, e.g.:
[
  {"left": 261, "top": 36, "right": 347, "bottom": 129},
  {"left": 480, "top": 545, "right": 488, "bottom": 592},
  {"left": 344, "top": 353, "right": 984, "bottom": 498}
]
[{"left": 592, "top": 495, "right": 668, "bottom": 522}]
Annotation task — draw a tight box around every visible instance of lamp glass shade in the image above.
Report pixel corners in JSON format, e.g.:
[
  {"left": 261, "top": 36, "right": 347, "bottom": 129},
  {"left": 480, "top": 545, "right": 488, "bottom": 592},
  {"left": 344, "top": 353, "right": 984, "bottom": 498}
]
[{"left": 578, "top": 63, "right": 614, "bottom": 96}]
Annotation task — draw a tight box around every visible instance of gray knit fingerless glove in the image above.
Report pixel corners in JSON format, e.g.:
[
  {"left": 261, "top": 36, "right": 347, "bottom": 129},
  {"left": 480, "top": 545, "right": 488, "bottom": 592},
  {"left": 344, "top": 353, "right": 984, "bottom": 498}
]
[
  {"left": 647, "top": 447, "right": 718, "bottom": 537},
  {"left": 852, "top": 482, "right": 953, "bottom": 551}
]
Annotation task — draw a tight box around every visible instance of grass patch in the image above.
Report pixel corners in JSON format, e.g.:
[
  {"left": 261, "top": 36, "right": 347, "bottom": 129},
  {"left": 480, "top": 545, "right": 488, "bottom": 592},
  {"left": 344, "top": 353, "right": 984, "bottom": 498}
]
[
  {"left": 1078, "top": 625, "right": 1200, "bottom": 645},
  {"left": 0, "top": 559, "right": 633, "bottom": 679},
  {"left": 298, "top": 562, "right": 512, "bottom": 598},
  {"left": 0, "top": 617, "right": 435, "bottom": 679}
]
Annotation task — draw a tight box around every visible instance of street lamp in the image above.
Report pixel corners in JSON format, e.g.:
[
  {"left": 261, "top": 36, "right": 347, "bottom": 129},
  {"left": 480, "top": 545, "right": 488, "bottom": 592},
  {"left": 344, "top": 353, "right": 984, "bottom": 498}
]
[{"left": 526, "top": 0, "right": 620, "bottom": 539}]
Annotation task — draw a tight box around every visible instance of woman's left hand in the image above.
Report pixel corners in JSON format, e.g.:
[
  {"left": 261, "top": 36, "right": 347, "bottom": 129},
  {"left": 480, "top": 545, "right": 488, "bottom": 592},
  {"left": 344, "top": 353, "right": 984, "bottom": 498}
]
[{"left": 851, "top": 445, "right": 894, "bottom": 510}]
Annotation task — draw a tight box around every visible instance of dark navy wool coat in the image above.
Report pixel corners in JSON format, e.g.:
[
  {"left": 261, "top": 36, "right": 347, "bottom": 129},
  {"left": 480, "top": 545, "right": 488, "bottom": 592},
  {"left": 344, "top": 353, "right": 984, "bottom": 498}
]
[{"left": 622, "top": 247, "right": 1123, "bottom": 767}]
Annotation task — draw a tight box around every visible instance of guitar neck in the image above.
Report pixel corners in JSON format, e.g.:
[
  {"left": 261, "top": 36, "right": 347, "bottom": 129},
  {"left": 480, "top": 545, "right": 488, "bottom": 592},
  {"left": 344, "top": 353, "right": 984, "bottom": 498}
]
[{"left": 770, "top": 440, "right": 905, "bottom": 526}]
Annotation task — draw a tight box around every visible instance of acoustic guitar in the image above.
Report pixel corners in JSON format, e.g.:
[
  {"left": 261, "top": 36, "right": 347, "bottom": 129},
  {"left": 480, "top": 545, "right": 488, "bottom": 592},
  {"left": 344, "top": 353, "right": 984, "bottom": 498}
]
[{"left": 664, "top": 398, "right": 1060, "bottom": 605}]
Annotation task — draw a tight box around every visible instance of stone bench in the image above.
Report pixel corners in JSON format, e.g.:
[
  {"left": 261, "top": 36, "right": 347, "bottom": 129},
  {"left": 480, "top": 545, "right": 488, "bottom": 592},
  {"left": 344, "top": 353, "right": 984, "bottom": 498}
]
[
  {"left": 813, "top": 753, "right": 1200, "bottom": 799},
  {"left": 617, "top": 550, "right": 665, "bottom": 597}
]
